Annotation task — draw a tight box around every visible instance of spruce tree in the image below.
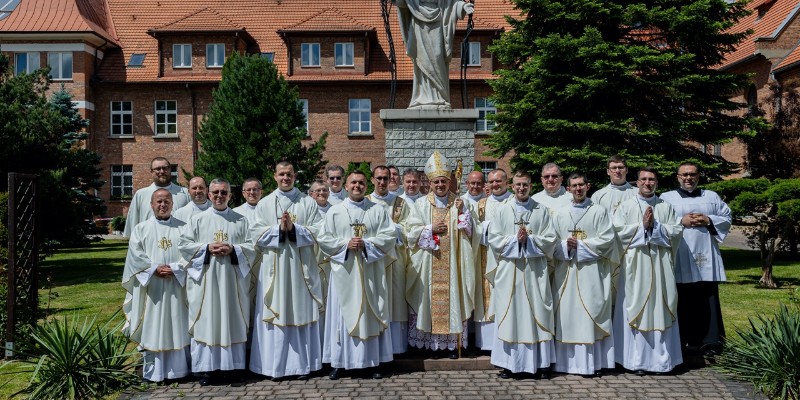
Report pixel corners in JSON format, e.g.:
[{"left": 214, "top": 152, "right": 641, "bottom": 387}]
[
  {"left": 487, "top": 0, "right": 759, "bottom": 185},
  {"left": 195, "top": 53, "right": 327, "bottom": 192}
]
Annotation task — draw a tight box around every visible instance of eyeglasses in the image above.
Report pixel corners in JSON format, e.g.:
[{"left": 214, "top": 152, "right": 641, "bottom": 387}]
[
  {"left": 541, "top": 174, "right": 561, "bottom": 180},
  {"left": 328, "top": 176, "right": 343, "bottom": 181},
  {"left": 678, "top": 173, "right": 699, "bottom": 178},
  {"left": 210, "top": 190, "right": 229, "bottom": 196},
  {"left": 608, "top": 166, "right": 626, "bottom": 171}
]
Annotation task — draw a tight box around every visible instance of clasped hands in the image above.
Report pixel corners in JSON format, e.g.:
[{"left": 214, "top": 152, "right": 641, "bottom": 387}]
[
  {"left": 432, "top": 199, "right": 467, "bottom": 235},
  {"left": 681, "top": 212, "right": 709, "bottom": 228},
  {"left": 279, "top": 211, "right": 294, "bottom": 232},
  {"left": 155, "top": 264, "right": 174, "bottom": 278},
  {"left": 643, "top": 206, "right": 655, "bottom": 231},
  {"left": 348, "top": 237, "right": 365, "bottom": 251},
  {"left": 208, "top": 242, "right": 233, "bottom": 257}
]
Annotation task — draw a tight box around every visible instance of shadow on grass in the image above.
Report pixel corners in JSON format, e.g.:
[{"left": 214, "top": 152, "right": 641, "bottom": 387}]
[
  {"left": 40, "top": 257, "right": 124, "bottom": 286},
  {"left": 52, "top": 241, "right": 128, "bottom": 255}
]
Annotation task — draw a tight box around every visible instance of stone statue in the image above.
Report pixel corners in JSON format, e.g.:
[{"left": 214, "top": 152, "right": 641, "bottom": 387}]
[{"left": 394, "top": 0, "right": 474, "bottom": 110}]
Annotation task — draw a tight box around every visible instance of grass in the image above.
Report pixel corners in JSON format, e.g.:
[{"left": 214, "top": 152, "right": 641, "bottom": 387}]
[
  {"left": 718, "top": 247, "right": 800, "bottom": 332},
  {"left": 0, "top": 239, "right": 798, "bottom": 398}
]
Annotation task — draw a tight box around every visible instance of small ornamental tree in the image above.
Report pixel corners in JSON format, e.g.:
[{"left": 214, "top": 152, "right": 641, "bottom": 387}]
[
  {"left": 194, "top": 52, "right": 327, "bottom": 193},
  {"left": 486, "top": 0, "right": 760, "bottom": 185},
  {"left": 707, "top": 178, "right": 800, "bottom": 288}
]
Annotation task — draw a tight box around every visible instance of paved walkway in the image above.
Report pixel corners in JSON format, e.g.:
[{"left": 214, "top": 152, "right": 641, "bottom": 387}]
[{"left": 121, "top": 365, "right": 765, "bottom": 400}]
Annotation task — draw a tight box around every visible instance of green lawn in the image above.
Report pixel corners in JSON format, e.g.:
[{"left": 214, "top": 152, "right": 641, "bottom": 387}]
[
  {"left": 0, "top": 240, "right": 797, "bottom": 398},
  {"left": 718, "top": 247, "right": 800, "bottom": 332}
]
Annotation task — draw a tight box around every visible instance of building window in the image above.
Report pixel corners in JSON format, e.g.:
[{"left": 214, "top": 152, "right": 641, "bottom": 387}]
[
  {"left": 110, "top": 101, "right": 133, "bottom": 136},
  {"left": 335, "top": 42, "right": 354, "bottom": 67},
  {"left": 170, "top": 164, "right": 179, "bottom": 184},
  {"left": 477, "top": 161, "right": 497, "bottom": 180},
  {"left": 110, "top": 165, "right": 133, "bottom": 200},
  {"left": 206, "top": 44, "right": 225, "bottom": 68},
  {"left": 14, "top": 52, "right": 40, "bottom": 75},
  {"left": 349, "top": 98, "right": 371, "bottom": 135},
  {"left": 155, "top": 100, "right": 177, "bottom": 136},
  {"left": 261, "top": 52, "right": 275, "bottom": 62},
  {"left": 467, "top": 42, "right": 481, "bottom": 66},
  {"left": 47, "top": 52, "right": 73, "bottom": 80},
  {"left": 173, "top": 44, "right": 192, "bottom": 68},
  {"left": 301, "top": 43, "right": 320, "bottom": 67},
  {"left": 713, "top": 144, "right": 722, "bottom": 157},
  {"left": 128, "top": 53, "right": 146, "bottom": 67},
  {"left": 298, "top": 99, "right": 309, "bottom": 135},
  {"left": 475, "top": 97, "right": 496, "bottom": 132}
]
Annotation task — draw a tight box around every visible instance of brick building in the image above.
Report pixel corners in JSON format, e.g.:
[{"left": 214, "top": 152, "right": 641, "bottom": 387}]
[
  {"left": 0, "top": 0, "right": 515, "bottom": 217},
  {"left": 3, "top": 0, "right": 799, "bottom": 217}
]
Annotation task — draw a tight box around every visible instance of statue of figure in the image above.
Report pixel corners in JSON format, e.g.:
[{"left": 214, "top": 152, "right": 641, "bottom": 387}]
[{"left": 394, "top": 0, "right": 474, "bottom": 110}]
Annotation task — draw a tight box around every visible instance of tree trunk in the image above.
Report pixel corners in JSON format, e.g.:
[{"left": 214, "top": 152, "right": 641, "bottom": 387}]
[{"left": 760, "top": 239, "right": 778, "bottom": 288}]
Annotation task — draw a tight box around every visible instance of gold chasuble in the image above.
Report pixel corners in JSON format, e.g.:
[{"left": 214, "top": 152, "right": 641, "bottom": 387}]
[{"left": 406, "top": 192, "right": 476, "bottom": 335}]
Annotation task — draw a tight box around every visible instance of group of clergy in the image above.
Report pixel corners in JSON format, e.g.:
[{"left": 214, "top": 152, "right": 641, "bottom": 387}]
[{"left": 121, "top": 152, "right": 731, "bottom": 384}]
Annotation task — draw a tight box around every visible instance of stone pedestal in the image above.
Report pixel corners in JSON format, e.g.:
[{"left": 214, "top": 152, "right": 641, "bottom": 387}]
[{"left": 380, "top": 109, "right": 478, "bottom": 187}]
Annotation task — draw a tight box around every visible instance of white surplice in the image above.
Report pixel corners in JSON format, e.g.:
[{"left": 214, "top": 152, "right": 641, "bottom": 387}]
[
  {"left": 613, "top": 195, "right": 684, "bottom": 373},
  {"left": 531, "top": 187, "right": 572, "bottom": 216},
  {"left": 233, "top": 202, "right": 258, "bottom": 225},
  {"left": 249, "top": 188, "right": 324, "bottom": 378},
  {"left": 317, "top": 198, "right": 397, "bottom": 369},
  {"left": 551, "top": 199, "right": 620, "bottom": 374},
  {"left": 173, "top": 200, "right": 211, "bottom": 223},
  {"left": 591, "top": 182, "right": 638, "bottom": 216},
  {"left": 178, "top": 208, "right": 255, "bottom": 373},
  {"left": 122, "top": 216, "right": 190, "bottom": 382},
  {"left": 486, "top": 199, "right": 557, "bottom": 374}
]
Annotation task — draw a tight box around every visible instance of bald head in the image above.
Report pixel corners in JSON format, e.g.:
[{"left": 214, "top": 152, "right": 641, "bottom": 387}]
[{"left": 188, "top": 176, "right": 208, "bottom": 204}]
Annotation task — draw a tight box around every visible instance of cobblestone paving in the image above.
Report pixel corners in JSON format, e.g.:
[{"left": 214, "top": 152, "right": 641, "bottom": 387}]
[{"left": 121, "top": 366, "right": 766, "bottom": 400}]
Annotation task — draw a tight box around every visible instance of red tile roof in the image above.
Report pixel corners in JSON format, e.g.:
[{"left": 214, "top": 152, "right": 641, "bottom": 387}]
[
  {"left": 96, "top": 0, "right": 517, "bottom": 83},
  {"left": 279, "top": 7, "right": 376, "bottom": 32},
  {"left": 0, "top": 0, "right": 118, "bottom": 45},
  {"left": 150, "top": 7, "right": 244, "bottom": 33},
  {"left": 720, "top": 0, "right": 800, "bottom": 69}
]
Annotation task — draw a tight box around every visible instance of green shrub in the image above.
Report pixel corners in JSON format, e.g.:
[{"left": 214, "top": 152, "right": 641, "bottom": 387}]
[
  {"left": 1, "top": 311, "right": 139, "bottom": 399},
  {"left": 110, "top": 216, "right": 126, "bottom": 233},
  {"left": 714, "top": 304, "right": 800, "bottom": 400}
]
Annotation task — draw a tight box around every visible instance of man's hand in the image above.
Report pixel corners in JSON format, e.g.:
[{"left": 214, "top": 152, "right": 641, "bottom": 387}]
[
  {"left": 454, "top": 198, "right": 464, "bottom": 213},
  {"left": 433, "top": 221, "right": 448, "bottom": 235},
  {"left": 566, "top": 236, "right": 578, "bottom": 250},
  {"left": 643, "top": 206, "right": 654, "bottom": 231},
  {"left": 348, "top": 237, "right": 364, "bottom": 251},
  {"left": 681, "top": 212, "right": 709, "bottom": 228},
  {"left": 209, "top": 242, "right": 233, "bottom": 256},
  {"left": 155, "top": 265, "right": 174, "bottom": 278},
  {"left": 464, "top": 1, "right": 474, "bottom": 14},
  {"left": 517, "top": 226, "right": 527, "bottom": 243},
  {"left": 280, "top": 211, "right": 294, "bottom": 232}
]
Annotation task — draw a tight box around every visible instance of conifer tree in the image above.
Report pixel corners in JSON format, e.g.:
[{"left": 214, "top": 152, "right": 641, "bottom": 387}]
[
  {"left": 487, "top": 0, "right": 760, "bottom": 186},
  {"left": 195, "top": 53, "right": 327, "bottom": 191}
]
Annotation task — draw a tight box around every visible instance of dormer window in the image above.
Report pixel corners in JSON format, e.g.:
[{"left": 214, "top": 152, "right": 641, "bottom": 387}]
[
  {"left": 261, "top": 52, "right": 275, "bottom": 62},
  {"left": 128, "top": 53, "right": 146, "bottom": 67},
  {"left": 206, "top": 44, "right": 225, "bottom": 68},
  {"left": 335, "top": 43, "right": 354, "bottom": 67},
  {"left": 301, "top": 43, "right": 320, "bottom": 67},
  {"left": 173, "top": 44, "right": 192, "bottom": 68}
]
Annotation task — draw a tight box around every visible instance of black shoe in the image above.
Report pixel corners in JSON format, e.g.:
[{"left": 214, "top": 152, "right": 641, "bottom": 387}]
[
  {"left": 634, "top": 369, "right": 647, "bottom": 376},
  {"left": 329, "top": 368, "right": 342, "bottom": 380},
  {"left": 371, "top": 370, "right": 383, "bottom": 379},
  {"left": 198, "top": 377, "right": 210, "bottom": 386},
  {"left": 297, "top": 374, "right": 311, "bottom": 381},
  {"left": 271, "top": 376, "right": 285, "bottom": 382},
  {"left": 498, "top": 369, "right": 512, "bottom": 379},
  {"left": 448, "top": 351, "right": 459, "bottom": 360}
]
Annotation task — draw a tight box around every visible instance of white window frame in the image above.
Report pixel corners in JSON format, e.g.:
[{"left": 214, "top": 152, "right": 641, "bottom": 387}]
[
  {"left": 206, "top": 43, "right": 225, "bottom": 68},
  {"left": 348, "top": 98, "right": 371, "bottom": 135},
  {"left": 713, "top": 144, "right": 722, "bottom": 157},
  {"left": 173, "top": 44, "right": 192, "bottom": 68},
  {"left": 477, "top": 161, "right": 497, "bottom": 180},
  {"left": 154, "top": 100, "right": 178, "bottom": 136},
  {"left": 110, "top": 101, "right": 133, "bottom": 137},
  {"left": 110, "top": 165, "right": 133, "bottom": 200},
  {"left": 47, "top": 52, "right": 73, "bottom": 80},
  {"left": 14, "top": 52, "right": 40, "bottom": 75},
  {"left": 467, "top": 42, "right": 481, "bottom": 66},
  {"left": 475, "top": 97, "right": 497, "bottom": 132},
  {"left": 301, "top": 43, "right": 320, "bottom": 67},
  {"left": 170, "top": 164, "right": 179, "bottom": 184},
  {"left": 298, "top": 99, "right": 309, "bottom": 135},
  {"left": 334, "top": 42, "right": 354, "bottom": 67},
  {"left": 261, "top": 52, "right": 275, "bottom": 62}
]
